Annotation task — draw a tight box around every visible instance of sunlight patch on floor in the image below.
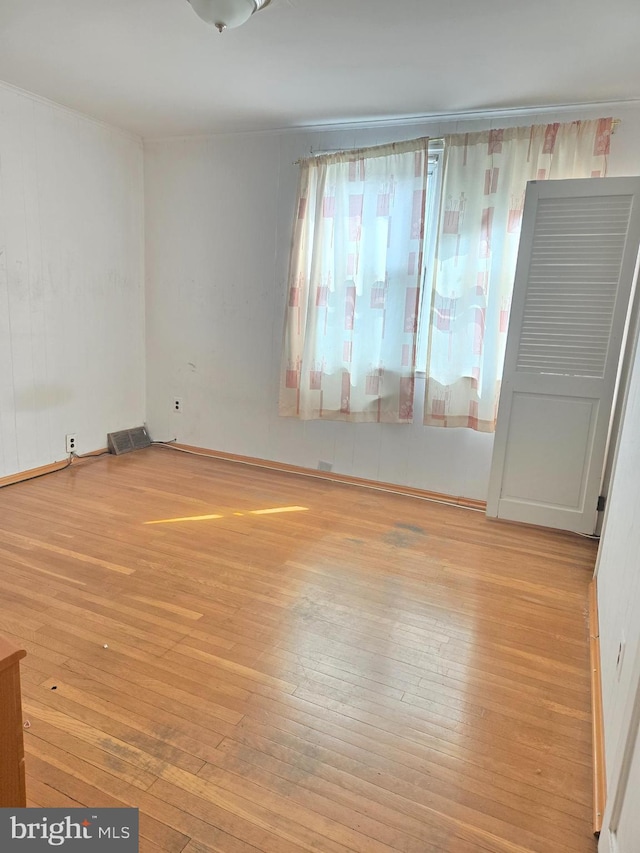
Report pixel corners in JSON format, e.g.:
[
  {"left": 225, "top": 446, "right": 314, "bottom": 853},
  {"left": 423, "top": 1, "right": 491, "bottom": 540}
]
[{"left": 144, "top": 506, "right": 309, "bottom": 524}]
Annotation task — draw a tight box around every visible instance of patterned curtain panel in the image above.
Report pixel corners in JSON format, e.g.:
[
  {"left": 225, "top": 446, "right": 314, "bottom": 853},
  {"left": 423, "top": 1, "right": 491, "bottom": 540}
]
[
  {"left": 279, "top": 138, "right": 429, "bottom": 423},
  {"left": 424, "top": 118, "right": 613, "bottom": 432}
]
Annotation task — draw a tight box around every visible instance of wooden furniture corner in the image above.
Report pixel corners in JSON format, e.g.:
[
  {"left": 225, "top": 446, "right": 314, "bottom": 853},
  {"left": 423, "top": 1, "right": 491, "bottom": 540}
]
[{"left": 0, "top": 635, "right": 27, "bottom": 807}]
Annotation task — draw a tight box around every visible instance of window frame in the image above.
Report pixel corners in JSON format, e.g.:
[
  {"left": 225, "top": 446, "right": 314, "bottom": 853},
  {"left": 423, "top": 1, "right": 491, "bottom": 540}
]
[{"left": 415, "top": 144, "right": 443, "bottom": 375}]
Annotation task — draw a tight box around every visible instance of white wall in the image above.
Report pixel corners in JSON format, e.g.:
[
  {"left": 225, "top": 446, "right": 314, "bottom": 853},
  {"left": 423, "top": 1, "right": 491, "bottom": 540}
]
[
  {"left": 597, "top": 321, "right": 640, "bottom": 851},
  {"left": 144, "top": 103, "right": 640, "bottom": 501},
  {"left": 0, "top": 83, "right": 145, "bottom": 477},
  {"left": 610, "top": 733, "right": 640, "bottom": 852}
]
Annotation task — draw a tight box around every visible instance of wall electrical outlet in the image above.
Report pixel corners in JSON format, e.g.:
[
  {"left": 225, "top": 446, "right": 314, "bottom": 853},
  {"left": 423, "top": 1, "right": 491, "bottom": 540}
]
[
  {"left": 173, "top": 397, "right": 183, "bottom": 414},
  {"left": 65, "top": 433, "right": 77, "bottom": 454},
  {"left": 318, "top": 460, "right": 333, "bottom": 472}
]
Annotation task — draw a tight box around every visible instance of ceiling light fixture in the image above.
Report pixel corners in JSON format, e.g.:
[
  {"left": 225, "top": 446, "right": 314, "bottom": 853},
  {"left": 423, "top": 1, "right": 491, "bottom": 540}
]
[{"left": 186, "top": 0, "right": 272, "bottom": 33}]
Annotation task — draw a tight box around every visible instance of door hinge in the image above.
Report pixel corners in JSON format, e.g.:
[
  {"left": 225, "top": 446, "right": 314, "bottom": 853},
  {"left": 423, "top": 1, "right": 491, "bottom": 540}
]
[{"left": 597, "top": 495, "right": 606, "bottom": 512}]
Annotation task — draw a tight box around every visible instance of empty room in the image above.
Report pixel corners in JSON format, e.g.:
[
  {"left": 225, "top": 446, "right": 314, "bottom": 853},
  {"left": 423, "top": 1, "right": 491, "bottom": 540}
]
[{"left": 0, "top": 1, "right": 639, "bottom": 852}]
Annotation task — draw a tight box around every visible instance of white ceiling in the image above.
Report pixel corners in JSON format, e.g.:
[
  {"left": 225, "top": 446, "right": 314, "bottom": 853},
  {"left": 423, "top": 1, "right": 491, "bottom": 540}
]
[{"left": 0, "top": 0, "right": 639, "bottom": 138}]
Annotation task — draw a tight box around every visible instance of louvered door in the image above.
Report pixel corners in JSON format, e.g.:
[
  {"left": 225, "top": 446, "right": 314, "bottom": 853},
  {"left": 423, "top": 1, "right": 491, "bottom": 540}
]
[{"left": 487, "top": 177, "right": 640, "bottom": 534}]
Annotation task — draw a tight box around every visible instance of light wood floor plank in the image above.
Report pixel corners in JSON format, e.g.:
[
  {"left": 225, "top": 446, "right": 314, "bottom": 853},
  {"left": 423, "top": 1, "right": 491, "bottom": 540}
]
[{"left": 0, "top": 447, "right": 598, "bottom": 851}]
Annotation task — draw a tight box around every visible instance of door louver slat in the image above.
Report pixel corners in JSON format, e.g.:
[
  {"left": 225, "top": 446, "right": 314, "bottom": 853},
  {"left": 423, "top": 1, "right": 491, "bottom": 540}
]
[{"left": 516, "top": 195, "right": 633, "bottom": 377}]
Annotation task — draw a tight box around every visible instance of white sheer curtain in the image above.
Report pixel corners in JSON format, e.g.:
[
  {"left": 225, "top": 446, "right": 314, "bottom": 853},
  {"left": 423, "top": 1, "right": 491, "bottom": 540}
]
[
  {"left": 424, "top": 118, "right": 613, "bottom": 432},
  {"left": 279, "top": 138, "right": 429, "bottom": 423}
]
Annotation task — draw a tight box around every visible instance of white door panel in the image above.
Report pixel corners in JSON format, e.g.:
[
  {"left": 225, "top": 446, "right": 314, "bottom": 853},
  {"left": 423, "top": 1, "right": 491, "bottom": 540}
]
[
  {"left": 501, "top": 393, "right": 597, "bottom": 506},
  {"left": 488, "top": 177, "right": 640, "bottom": 534}
]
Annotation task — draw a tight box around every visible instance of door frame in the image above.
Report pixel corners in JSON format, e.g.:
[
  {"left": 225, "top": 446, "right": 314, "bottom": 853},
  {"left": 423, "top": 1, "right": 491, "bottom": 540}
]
[{"left": 595, "top": 249, "right": 640, "bottom": 535}]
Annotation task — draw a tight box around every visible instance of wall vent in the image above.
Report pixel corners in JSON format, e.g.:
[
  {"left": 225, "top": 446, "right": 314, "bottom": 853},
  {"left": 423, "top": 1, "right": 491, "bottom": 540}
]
[{"left": 107, "top": 426, "right": 151, "bottom": 455}]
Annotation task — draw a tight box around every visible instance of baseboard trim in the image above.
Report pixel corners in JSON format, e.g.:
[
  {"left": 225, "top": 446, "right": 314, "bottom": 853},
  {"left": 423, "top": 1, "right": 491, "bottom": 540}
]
[
  {"left": 589, "top": 579, "right": 606, "bottom": 836},
  {"left": 162, "top": 443, "right": 487, "bottom": 511},
  {"left": 0, "top": 459, "right": 70, "bottom": 488},
  {"left": 0, "top": 450, "right": 108, "bottom": 488}
]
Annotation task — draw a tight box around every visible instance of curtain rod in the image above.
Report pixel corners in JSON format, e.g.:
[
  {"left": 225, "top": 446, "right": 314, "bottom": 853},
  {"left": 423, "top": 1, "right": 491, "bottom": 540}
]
[
  {"left": 293, "top": 119, "right": 620, "bottom": 165},
  {"left": 294, "top": 139, "right": 443, "bottom": 165}
]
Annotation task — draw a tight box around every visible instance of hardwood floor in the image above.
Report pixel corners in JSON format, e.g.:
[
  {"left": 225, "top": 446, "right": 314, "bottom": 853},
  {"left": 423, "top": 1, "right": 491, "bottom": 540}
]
[{"left": 0, "top": 447, "right": 598, "bottom": 852}]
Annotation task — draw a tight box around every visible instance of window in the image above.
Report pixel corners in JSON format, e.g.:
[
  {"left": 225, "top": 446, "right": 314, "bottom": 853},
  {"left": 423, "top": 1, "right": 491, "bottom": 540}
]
[
  {"left": 423, "top": 119, "right": 613, "bottom": 432},
  {"left": 279, "top": 137, "right": 434, "bottom": 424},
  {"left": 280, "top": 119, "right": 614, "bottom": 431}
]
